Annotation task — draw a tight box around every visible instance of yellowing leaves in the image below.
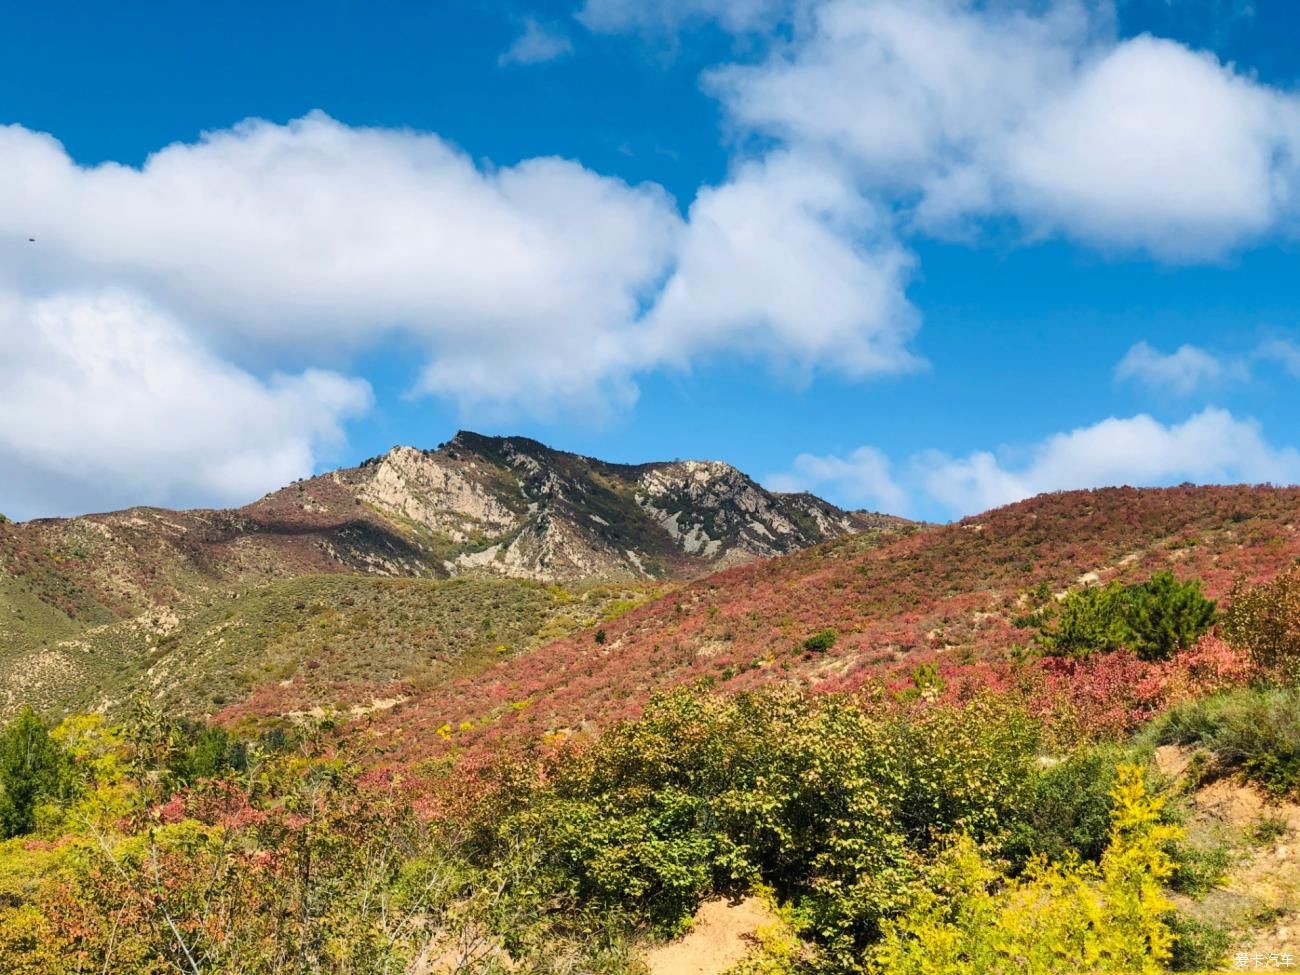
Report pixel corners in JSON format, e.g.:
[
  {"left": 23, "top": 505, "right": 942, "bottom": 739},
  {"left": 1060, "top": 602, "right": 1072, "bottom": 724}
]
[{"left": 873, "top": 766, "right": 1184, "bottom": 975}]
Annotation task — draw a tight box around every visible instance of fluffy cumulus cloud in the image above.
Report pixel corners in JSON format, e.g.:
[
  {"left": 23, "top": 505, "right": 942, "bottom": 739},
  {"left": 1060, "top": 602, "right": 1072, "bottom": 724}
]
[
  {"left": 639, "top": 151, "right": 920, "bottom": 379},
  {"left": 767, "top": 444, "right": 907, "bottom": 512},
  {"left": 1, "top": 114, "right": 682, "bottom": 408},
  {"left": 1, "top": 112, "right": 927, "bottom": 515},
  {"left": 921, "top": 408, "right": 1300, "bottom": 514},
  {"left": 772, "top": 408, "right": 1300, "bottom": 519},
  {"left": 708, "top": 0, "right": 1300, "bottom": 258},
  {"left": 0, "top": 114, "right": 677, "bottom": 514},
  {"left": 1003, "top": 35, "right": 1299, "bottom": 256},
  {"left": 0, "top": 290, "right": 370, "bottom": 520},
  {"left": 1, "top": 112, "right": 927, "bottom": 410}
]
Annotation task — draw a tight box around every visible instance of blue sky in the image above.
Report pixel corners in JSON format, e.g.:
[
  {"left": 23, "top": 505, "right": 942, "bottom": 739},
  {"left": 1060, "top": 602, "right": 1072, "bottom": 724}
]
[{"left": 3, "top": 0, "right": 1300, "bottom": 522}]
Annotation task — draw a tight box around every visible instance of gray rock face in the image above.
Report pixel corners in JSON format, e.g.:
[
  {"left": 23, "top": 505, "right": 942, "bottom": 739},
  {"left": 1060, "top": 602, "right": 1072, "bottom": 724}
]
[{"left": 302, "top": 431, "right": 904, "bottom": 582}]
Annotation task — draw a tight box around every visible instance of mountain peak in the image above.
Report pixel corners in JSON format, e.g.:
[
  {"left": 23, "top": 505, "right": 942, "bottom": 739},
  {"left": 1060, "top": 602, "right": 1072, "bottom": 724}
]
[
  {"left": 444, "top": 430, "right": 526, "bottom": 453},
  {"left": 322, "top": 433, "right": 900, "bottom": 582}
]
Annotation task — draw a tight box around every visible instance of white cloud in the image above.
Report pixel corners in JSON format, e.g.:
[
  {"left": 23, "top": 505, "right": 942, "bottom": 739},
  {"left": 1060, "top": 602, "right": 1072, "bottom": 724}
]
[
  {"left": 0, "top": 112, "right": 928, "bottom": 515},
  {"left": 773, "top": 408, "right": 1300, "bottom": 519},
  {"left": 1257, "top": 337, "right": 1300, "bottom": 377},
  {"left": 767, "top": 444, "right": 906, "bottom": 512},
  {"left": 0, "top": 290, "right": 371, "bottom": 520},
  {"left": 709, "top": 0, "right": 1088, "bottom": 190},
  {"left": 0, "top": 114, "right": 683, "bottom": 412},
  {"left": 1, "top": 113, "right": 923, "bottom": 414},
  {"left": 1004, "top": 35, "right": 1300, "bottom": 257},
  {"left": 919, "top": 408, "right": 1300, "bottom": 515},
  {"left": 1115, "top": 341, "right": 1240, "bottom": 395},
  {"left": 639, "top": 151, "right": 921, "bottom": 379},
  {"left": 708, "top": 0, "right": 1300, "bottom": 259},
  {"left": 499, "top": 18, "right": 574, "bottom": 66},
  {"left": 910, "top": 448, "right": 1032, "bottom": 518}
]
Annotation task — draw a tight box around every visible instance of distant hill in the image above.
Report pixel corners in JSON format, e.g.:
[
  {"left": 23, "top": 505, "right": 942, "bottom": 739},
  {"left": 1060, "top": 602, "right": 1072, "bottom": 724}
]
[
  {"left": 7, "top": 475, "right": 1300, "bottom": 764},
  {"left": 0, "top": 433, "right": 905, "bottom": 718}
]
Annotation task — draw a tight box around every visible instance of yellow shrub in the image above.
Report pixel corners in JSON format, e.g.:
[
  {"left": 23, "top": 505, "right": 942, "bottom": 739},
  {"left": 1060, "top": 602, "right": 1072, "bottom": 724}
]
[{"left": 872, "top": 765, "right": 1181, "bottom": 975}]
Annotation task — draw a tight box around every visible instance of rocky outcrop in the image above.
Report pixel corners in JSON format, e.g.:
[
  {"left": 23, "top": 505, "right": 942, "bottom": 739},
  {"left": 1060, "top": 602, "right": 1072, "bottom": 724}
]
[
  {"left": 349, "top": 445, "right": 522, "bottom": 542},
  {"left": 304, "top": 432, "right": 905, "bottom": 582},
  {"left": 635, "top": 460, "right": 867, "bottom": 565}
]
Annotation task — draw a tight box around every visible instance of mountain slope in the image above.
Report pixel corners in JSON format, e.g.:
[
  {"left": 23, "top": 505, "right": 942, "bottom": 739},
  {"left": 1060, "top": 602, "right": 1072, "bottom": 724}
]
[
  {"left": 1, "top": 432, "right": 890, "bottom": 623},
  {"left": 0, "top": 433, "right": 902, "bottom": 719},
  {"left": 0, "top": 574, "right": 666, "bottom": 719},
  {"left": 334, "top": 484, "right": 1300, "bottom": 764}
]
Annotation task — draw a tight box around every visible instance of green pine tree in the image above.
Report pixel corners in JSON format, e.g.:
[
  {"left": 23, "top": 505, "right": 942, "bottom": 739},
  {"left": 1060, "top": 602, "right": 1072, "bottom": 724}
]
[{"left": 0, "top": 708, "right": 66, "bottom": 838}]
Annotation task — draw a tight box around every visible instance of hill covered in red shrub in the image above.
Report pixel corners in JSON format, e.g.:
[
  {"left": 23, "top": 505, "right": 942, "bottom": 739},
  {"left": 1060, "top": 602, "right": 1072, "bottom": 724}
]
[{"left": 325, "top": 484, "right": 1300, "bottom": 764}]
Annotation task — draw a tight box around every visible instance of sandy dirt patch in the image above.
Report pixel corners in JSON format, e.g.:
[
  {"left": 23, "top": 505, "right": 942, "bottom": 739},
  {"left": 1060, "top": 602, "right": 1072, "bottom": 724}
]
[{"left": 644, "top": 896, "right": 774, "bottom": 975}]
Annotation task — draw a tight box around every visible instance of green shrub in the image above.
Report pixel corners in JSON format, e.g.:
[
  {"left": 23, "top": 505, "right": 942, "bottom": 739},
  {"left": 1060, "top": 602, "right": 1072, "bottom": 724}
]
[
  {"left": 802, "top": 629, "right": 837, "bottom": 652},
  {"left": 1003, "top": 746, "right": 1120, "bottom": 868},
  {"left": 1124, "top": 572, "right": 1217, "bottom": 661},
  {"left": 1168, "top": 840, "right": 1230, "bottom": 896},
  {"left": 895, "top": 663, "right": 944, "bottom": 704},
  {"left": 0, "top": 708, "right": 68, "bottom": 838},
  {"left": 1251, "top": 815, "right": 1289, "bottom": 845},
  {"left": 1042, "top": 584, "right": 1131, "bottom": 657},
  {"left": 167, "top": 723, "right": 247, "bottom": 783},
  {"left": 1167, "top": 913, "right": 1231, "bottom": 972},
  {"left": 1147, "top": 686, "right": 1300, "bottom": 797},
  {"left": 1223, "top": 565, "right": 1300, "bottom": 679},
  {"left": 1041, "top": 572, "right": 1215, "bottom": 661},
  {"left": 480, "top": 686, "right": 1042, "bottom": 964}
]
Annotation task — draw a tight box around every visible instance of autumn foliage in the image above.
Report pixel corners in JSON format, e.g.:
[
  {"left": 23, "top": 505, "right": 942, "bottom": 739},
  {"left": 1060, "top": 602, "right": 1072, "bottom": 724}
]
[{"left": 341, "top": 485, "right": 1300, "bottom": 766}]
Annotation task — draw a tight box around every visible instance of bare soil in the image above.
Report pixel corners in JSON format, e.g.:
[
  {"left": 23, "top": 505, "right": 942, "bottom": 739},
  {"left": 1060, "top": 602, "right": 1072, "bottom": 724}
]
[{"left": 643, "top": 897, "right": 775, "bottom": 975}]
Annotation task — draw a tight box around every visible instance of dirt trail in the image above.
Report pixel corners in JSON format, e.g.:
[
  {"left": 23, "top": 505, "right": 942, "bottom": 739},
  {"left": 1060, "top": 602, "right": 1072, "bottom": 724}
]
[
  {"left": 1156, "top": 746, "right": 1300, "bottom": 962},
  {"left": 644, "top": 897, "right": 774, "bottom": 975},
  {"left": 1199, "top": 779, "right": 1300, "bottom": 961}
]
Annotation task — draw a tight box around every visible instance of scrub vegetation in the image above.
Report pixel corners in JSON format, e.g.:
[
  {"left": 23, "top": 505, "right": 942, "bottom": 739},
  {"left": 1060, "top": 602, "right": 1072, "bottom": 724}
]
[{"left": 4, "top": 484, "right": 1300, "bottom": 972}]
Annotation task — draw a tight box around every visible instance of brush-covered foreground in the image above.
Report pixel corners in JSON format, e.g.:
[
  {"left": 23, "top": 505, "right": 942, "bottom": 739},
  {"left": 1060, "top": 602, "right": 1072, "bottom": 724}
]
[
  {"left": 0, "top": 687, "right": 1192, "bottom": 973},
  {"left": 3, "top": 614, "right": 1299, "bottom": 973},
  {"left": 4, "top": 487, "right": 1300, "bottom": 973}
]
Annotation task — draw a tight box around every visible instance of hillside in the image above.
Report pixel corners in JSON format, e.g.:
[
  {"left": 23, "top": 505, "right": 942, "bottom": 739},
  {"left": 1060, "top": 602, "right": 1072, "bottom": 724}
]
[
  {"left": 0, "top": 433, "right": 889, "bottom": 614},
  {"left": 333, "top": 484, "right": 1300, "bottom": 762},
  {"left": 7, "top": 482, "right": 1300, "bottom": 975},
  {"left": 0, "top": 574, "right": 667, "bottom": 720},
  {"left": 1, "top": 433, "right": 898, "bottom": 719}
]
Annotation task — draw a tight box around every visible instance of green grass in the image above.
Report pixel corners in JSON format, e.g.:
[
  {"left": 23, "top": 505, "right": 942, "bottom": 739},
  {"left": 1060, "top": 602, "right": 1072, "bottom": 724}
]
[
  {"left": 1144, "top": 686, "right": 1300, "bottom": 797},
  {"left": 2, "top": 574, "right": 666, "bottom": 721},
  {"left": 0, "top": 574, "right": 100, "bottom": 654}
]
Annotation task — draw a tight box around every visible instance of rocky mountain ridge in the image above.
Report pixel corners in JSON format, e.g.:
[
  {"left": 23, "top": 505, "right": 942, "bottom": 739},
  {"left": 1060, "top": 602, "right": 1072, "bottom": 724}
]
[{"left": 284, "top": 431, "right": 898, "bottom": 582}]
